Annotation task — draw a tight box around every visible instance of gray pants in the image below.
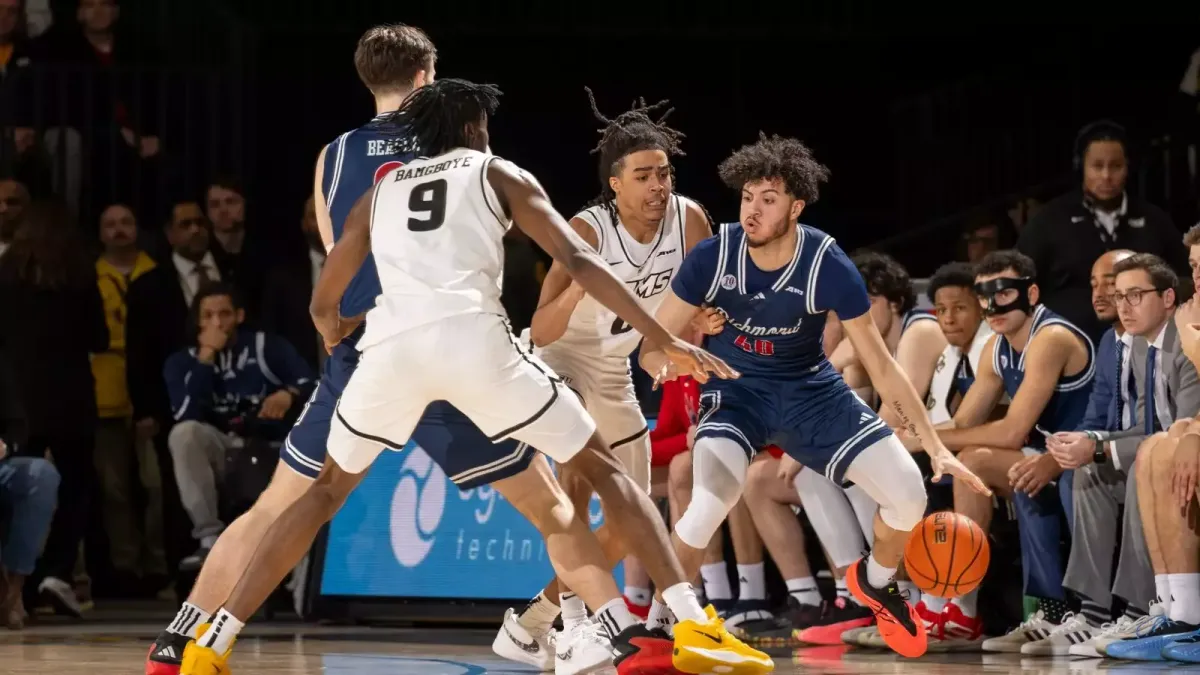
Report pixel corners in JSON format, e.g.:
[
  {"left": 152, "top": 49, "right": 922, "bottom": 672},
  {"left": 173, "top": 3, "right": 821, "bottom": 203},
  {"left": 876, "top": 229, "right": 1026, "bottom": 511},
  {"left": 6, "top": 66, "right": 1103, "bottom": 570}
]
[
  {"left": 95, "top": 417, "right": 166, "bottom": 576},
  {"left": 1063, "top": 461, "right": 1155, "bottom": 610},
  {"left": 167, "top": 421, "right": 236, "bottom": 544}
]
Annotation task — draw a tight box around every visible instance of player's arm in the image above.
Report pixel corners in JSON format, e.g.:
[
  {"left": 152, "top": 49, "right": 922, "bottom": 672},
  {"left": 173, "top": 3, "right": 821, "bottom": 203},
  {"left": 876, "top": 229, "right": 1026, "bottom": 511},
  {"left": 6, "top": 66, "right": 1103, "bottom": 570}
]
[
  {"left": 527, "top": 219, "right": 598, "bottom": 347},
  {"left": 639, "top": 290, "right": 704, "bottom": 380},
  {"left": 310, "top": 183, "right": 377, "bottom": 347},
  {"left": 828, "top": 332, "right": 860, "bottom": 374},
  {"left": 682, "top": 199, "right": 715, "bottom": 251},
  {"left": 938, "top": 327, "right": 1076, "bottom": 450},
  {"left": 877, "top": 319, "right": 948, "bottom": 428},
  {"left": 313, "top": 144, "right": 335, "bottom": 252},
  {"left": 946, "top": 335, "right": 1006, "bottom": 429}
]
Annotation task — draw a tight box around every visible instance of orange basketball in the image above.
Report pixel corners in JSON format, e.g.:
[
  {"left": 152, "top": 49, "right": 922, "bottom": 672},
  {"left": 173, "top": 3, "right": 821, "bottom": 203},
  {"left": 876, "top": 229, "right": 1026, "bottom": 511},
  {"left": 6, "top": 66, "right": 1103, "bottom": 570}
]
[{"left": 903, "top": 511, "right": 990, "bottom": 598}]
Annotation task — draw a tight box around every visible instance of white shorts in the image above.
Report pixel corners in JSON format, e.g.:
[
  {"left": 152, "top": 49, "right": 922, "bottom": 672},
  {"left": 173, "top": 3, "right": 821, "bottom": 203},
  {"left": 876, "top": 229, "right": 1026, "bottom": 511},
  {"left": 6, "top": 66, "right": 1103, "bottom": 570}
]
[
  {"left": 329, "top": 313, "right": 597, "bottom": 474},
  {"left": 536, "top": 345, "right": 650, "bottom": 493}
]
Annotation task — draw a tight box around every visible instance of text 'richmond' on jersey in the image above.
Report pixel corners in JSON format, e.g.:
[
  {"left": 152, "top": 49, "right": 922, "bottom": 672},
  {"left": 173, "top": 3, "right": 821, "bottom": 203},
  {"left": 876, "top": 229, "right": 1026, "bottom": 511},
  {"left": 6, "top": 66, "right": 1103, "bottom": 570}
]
[{"left": 672, "top": 222, "right": 872, "bottom": 380}]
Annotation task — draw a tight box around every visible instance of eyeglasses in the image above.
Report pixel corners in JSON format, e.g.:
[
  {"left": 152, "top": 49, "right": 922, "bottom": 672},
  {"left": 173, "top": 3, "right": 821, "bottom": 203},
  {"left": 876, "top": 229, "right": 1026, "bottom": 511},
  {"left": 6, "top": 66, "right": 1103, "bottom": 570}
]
[{"left": 1111, "top": 287, "right": 1166, "bottom": 307}]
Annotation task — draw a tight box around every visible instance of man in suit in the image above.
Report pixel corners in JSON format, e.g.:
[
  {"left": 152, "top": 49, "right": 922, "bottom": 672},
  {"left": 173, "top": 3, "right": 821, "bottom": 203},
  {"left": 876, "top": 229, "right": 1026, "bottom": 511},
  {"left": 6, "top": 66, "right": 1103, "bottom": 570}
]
[
  {"left": 258, "top": 196, "right": 322, "bottom": 371},
  {"left": 125, "top": 199, "right": 232, "bottom": 571}
]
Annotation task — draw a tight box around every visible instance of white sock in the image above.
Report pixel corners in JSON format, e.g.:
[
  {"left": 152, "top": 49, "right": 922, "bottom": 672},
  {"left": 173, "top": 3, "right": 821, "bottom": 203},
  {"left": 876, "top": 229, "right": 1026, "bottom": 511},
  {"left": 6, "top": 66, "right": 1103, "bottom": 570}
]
[
  {"left": 596, "top": 598, "right": 636, "bottom": 637},
  {"left": 700, "top": 562, "right": 732, "bottom": 601},
  {"left": 951, "top": 589, "right": 979, "bottom": 618},
  {"left": 197, "top": 609, "right": 244, "bottom": 656},
  {"left": 921, "top": 594, "right": 948, "bottom": 614},
  {"left": 786, "top": 576, "right": 821, "bottom": 606},
  {"left": 897, "top": 580, "right": 919, "bottom": 603},
  {"left": 662, "top": 582, "right": 708, "bottom": 623},
  {"left": 560, "top": 592, "right": 588, "bottom": 633},
  {"left": 624, "top": 586, "right": 652, "bottom": 606},
  {"left": 516, "top": 591, "right": 560, "bottom": 633},
  {"left": 865, "top": 555, "right": 896, "bottom": 589},
  {"left": 1168, "top": 574, "right": 1200, "bottom": 624},
  {"left": 647, "top": 598, "right": 675, "bottom": 629},
  {"left": 1155, "top": 574, "right": 1173, "bottom": 617},
  {"left": 736, "top": 563, "right": 767, "bottom": 601},
  {"left": 835, "top": 576, "right": 863, "bottom": 606},
  {"left": 166, "top": 602, "right": 212, "bottom": 639}
]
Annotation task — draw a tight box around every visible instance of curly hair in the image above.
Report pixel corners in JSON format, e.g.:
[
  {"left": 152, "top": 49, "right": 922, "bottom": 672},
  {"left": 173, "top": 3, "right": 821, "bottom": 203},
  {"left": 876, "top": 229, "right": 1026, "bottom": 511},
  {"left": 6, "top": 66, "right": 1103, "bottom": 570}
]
[
  {"left": 975, "top": 249, "right": 1036, "bottom": 279},
  {"left": 585, "top": 87, "right": 685, "bottom": 202},
  {"left": 926, "top": 261, "right": 978, "bottom": 304},
  {"left": 717, "top": 133, "right": 830, "bottom": 203},
  {"left": 852, "top": 250, "right": 916, "bottom": 315},
  {"left": 385, "top": 78, "right": 502, "bottom": 157}
]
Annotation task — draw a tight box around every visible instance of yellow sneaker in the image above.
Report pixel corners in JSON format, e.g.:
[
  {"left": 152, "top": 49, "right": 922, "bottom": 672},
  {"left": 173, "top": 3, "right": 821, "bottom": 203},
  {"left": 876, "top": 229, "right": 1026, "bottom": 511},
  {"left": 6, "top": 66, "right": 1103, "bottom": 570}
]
[
  {"left": 179, "top": 624, "right": 236, "bottom": 675},
  {"left": 672, "top": 604, "right": 775, "bottom": 675}
]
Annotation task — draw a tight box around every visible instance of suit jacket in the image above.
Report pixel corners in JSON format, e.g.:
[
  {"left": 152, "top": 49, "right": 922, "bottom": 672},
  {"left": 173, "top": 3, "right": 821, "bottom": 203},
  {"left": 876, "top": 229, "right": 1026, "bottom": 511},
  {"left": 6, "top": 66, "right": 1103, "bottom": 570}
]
[
  {"left": 1077, "top": 327, "right": 1120, "bottom": 433},
  {"left": 1099, "top": 318, "right": 1200, "bottom": 469},
  {"left": 258, "top": 259, "right": 321, "bottom": 372}
]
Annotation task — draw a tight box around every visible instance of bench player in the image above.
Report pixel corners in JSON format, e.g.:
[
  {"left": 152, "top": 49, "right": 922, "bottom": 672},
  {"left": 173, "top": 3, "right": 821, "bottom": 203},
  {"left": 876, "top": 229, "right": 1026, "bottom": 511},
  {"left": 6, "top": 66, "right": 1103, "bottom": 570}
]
[
  {"left": 639, "top": 133, "right": 992, "bottom": 659},
  {"left": 494, "top": 90, "right": 718, "bottom": 667},
  {"left": 180, "top": 79, "right": 773, "bottom": 675}
]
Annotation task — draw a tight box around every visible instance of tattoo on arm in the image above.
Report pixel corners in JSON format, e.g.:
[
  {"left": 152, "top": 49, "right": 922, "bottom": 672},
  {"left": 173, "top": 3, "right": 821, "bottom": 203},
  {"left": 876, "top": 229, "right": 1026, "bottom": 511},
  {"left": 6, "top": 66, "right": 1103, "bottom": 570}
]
[{"left": 892, "top": 400, "right": 918, "bottom": 437}]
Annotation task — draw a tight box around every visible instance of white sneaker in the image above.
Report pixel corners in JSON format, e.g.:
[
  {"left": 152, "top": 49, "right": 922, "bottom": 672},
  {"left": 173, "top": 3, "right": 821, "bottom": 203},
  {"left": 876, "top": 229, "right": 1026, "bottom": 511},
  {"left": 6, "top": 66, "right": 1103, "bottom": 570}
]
[
  {"left": 981, "top": 610, "right": 1057, "bottom": 653},
  {"left": 1020, "top": 612, "right": 1096, "bottom": 656},
  {"left": 1093, "top": 613, "right": 1162, "bottom": 657},
  {"left": 840, "top": 624, "right": 876, "bottom": 647},
  {"left": 492, "top": 607, "right": 556, "bottom": 671},
  {"left": 554, "top": 619, "right": 614, "bottom": 675},
  {"left": 1068, "top": 616, "right": 1132, "bottom": 658}
]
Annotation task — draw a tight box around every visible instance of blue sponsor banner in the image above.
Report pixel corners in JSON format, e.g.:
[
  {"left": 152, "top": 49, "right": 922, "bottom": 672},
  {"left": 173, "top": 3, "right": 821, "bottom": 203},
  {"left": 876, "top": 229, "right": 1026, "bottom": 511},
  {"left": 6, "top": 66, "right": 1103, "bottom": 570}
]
[{"left": 318, "top": 421, "right": 657, "bottom": 599}]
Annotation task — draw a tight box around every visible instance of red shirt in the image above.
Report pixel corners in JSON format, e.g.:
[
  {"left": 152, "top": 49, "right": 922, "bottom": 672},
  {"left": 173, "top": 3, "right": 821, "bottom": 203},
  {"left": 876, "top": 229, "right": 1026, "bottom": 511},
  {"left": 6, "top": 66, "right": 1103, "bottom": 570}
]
[{"left": 650, "top": 376, "right": 699, "bottom": 466}]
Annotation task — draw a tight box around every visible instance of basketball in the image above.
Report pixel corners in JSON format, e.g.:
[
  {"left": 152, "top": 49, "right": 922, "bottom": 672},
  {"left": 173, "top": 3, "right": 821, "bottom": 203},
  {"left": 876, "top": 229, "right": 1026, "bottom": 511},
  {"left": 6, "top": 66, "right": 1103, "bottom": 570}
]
[{"left": 903, "top": 511, "right": 990, "bottom": 598}]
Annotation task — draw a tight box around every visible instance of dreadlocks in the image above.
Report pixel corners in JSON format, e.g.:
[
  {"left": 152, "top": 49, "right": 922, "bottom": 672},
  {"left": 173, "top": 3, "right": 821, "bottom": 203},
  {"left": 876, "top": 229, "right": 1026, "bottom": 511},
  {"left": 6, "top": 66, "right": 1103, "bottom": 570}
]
[
  {"left": 385, "top": 78, "right": 502, "bottom": 157},
  {"left": 718, "top": 133, "right": 830, "bottom": 204},
  {"left": 585, "top": 87, "right": 686, "bottom": 203}
]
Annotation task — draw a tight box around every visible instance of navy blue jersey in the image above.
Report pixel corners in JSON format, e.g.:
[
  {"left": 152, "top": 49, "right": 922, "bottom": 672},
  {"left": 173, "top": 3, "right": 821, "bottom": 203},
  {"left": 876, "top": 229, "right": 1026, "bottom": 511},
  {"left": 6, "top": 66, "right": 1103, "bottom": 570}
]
[
  {"left": 320, "top": 117, "right": 419, "bottom": 317},
  {"left": 992, "top": 304, "right": 1095, "bottom": 445},
  {"left": 673, "top": 223, "right": 871, "bottom": 380},
  {"left": 955, "top": 356, "right": 976, "bottom": 395}
]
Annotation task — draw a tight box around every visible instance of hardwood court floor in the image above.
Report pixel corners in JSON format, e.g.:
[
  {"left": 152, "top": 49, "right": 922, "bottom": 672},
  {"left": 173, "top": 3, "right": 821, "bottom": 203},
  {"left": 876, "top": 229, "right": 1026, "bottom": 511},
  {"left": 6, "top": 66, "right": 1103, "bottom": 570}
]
[{"left": 0, "top": 623, "right": 1194, "bottom": 674}]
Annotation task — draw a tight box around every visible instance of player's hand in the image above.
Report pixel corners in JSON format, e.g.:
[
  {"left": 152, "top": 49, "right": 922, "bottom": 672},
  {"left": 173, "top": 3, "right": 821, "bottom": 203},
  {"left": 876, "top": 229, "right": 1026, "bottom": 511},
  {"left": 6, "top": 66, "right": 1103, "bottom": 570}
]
[
  {"left": 692, "top": 306, "right": 725, "bottom": 336},
  {"left": 1172, "top": 439, "right": 1200, "bottom": 509},
  {"left": 1176, "top": 298, "right": 1200, "bottom": 368},
  {"left": 1046, "top": 431, "right": 1096, "bottom": 469},
  {"left": 321, "top": 314, "right": 365, "bottom": 353},
  {"left": 258, "top": 389, "right": 295, "bottom": 420},
  {"left": 1009, "top": 453, "right": 1061, "bottom": 498},
  {"left": 930, "top": 447, "right": 992, "bottom": 496},
  {"left": 777, "top": 454, "right": 804, "bottom": 484},
  {"left": 659, "top": 338, "right": 740, "bottom": 385}
]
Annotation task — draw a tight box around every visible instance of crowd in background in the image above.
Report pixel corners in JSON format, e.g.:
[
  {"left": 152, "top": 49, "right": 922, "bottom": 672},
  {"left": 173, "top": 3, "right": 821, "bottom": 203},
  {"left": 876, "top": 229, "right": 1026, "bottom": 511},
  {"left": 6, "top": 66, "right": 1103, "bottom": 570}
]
[{"left": 1, "top": 0, "right": 1200, "bottom": 661}]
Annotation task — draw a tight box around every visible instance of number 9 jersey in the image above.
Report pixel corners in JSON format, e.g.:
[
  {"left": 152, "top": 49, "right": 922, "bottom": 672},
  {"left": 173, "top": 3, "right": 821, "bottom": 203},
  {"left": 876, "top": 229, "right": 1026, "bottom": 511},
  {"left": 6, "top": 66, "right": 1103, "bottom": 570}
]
[{"left": 359, "top": 148, "right": 509, "bottom": 351}]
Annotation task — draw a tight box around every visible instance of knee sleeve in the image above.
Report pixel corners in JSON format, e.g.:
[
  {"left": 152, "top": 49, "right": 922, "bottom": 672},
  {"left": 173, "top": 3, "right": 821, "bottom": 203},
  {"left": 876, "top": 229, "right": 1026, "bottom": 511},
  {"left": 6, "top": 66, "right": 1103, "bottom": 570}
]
[
  {"left": 675, "top": 437, "right": 748, "bottom": 550},
  {"left": 843, "top": 436, "right": 927, "bottom": 532},
  {"left": 795, "top": 467, "right": 867, "bottom": 568}
]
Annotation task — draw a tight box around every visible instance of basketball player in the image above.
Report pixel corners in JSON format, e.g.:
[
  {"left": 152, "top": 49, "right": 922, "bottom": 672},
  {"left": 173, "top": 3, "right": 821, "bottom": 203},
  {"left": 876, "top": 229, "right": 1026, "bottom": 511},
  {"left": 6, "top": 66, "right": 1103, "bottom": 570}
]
[
  {"left": 180, "top": 80, "right": 773, "bottom": 675},
  {"left": 898, "top": 249, "right": 1094, "bottom": 652},
  {"left": 494, "top": 90, "right": 718, "bottom": 667},
  {"left": 639, "top": 133, "right": 992, "bottom": 659},
  {"left": 740, "top": 251, "right": 944, "bottom": 647}
]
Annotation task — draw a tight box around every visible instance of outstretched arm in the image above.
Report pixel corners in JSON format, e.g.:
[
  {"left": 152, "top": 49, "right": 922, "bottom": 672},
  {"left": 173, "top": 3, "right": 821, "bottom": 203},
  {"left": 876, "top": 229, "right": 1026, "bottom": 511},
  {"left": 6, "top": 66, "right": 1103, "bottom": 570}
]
[
  {"left": 310, "top": 183, "right": 375, "bottom": 347},
  {"left": 639, "top": 290, "right": 704, "bottom": 383},
  {"left": 528, "top": 219, "right": 597, "bottom": 347}
]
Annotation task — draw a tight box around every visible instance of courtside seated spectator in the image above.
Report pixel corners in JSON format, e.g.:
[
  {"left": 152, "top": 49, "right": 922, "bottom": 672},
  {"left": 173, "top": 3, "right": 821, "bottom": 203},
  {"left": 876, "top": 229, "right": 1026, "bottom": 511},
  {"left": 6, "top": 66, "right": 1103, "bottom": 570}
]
[{"left": 164, "top": 283, "right": 313, "bottom": 572}]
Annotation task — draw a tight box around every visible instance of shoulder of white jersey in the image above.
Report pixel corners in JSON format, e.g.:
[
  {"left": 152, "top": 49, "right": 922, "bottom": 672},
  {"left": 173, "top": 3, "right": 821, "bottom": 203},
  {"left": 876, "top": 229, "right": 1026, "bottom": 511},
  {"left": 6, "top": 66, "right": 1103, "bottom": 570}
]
[{"left": 572, "top": 201, "right": 611, "bottom": 251}]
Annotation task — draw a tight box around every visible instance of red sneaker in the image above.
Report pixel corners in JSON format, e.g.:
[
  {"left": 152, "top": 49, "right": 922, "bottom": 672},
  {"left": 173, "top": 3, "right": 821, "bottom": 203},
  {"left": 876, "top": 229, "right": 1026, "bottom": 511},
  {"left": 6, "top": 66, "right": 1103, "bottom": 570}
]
[
  {"left": 916, "top": 602, "right": 944, "bottom": 637},
  {"left": 145, "top": 631, "right": 190, "bottom": 675},
  {"left": 612, "top": 624, "right": 677, "bottom": 675},
  {"left": 845, "top": 558, "right": 927, "bottom": 658},
  {"left": 941, "top": 602, "right": 984, "bottom": 640}
]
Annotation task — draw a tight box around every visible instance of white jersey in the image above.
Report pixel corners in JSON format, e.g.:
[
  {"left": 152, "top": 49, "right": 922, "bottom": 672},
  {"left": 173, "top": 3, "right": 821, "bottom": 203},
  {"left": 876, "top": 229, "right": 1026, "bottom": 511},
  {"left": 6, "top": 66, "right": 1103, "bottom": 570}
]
[
  {"left": 927, "top": 321, "right": 994, "bottom": 423},
  {"left": 550, "top": 194, "right": 694, "bottom": 359},
  {"left": 360, "top": 148, "right": 509, "bottom": 350}
]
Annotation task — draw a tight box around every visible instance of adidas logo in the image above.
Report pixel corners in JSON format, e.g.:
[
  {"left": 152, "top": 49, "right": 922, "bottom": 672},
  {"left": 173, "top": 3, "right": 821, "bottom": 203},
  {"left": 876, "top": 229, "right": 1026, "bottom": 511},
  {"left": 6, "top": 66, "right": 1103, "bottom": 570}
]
[
  {"left": 156, "top": 645, "right": 178, "bottom": 659},
  {"left": 859, "top": 412, "right": 873, "bottom": 425}
]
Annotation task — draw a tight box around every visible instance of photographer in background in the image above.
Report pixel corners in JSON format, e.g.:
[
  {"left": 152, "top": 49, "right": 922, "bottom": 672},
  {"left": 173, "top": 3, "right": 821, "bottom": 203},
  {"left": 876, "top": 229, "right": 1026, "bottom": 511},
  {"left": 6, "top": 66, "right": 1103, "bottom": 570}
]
[{"left": 163, "top": 283, "right": 313, "bottom": 572}]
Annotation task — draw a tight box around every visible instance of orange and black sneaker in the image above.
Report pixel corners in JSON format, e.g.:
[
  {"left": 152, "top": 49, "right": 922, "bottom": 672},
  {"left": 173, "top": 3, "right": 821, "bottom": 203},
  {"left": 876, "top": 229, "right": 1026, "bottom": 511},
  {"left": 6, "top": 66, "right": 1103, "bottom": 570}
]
[
  {"left": 844, "top": 558, "right": 926, "bottom": 658},
  {"left": 146, "top": 630, "right": 191, "bottom": 675}
]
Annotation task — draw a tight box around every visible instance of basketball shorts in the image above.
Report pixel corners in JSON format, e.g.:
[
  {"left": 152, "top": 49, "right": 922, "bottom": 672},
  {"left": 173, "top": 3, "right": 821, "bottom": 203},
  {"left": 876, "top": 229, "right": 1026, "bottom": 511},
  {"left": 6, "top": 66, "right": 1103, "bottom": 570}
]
[
  {"left": 536, "top": 345, "right": 650, "bottom": 493},
  {"left": 329, "top": 313, "right": 596, "bottom": 475},
  {"left": 283, "top": 323, "right": 536, "bottom": 488},
  {"left": 695, "top": 371, "right": 892, "bottom": 485}
]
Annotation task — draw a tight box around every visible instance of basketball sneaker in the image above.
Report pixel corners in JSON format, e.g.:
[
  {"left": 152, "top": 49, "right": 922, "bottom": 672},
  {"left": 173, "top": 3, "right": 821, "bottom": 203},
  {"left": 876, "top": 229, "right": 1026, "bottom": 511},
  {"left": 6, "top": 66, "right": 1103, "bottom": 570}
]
[
  {"left": 1068, "top": 616, "right": 1132, "bottom": 658},
  {"left": 178, "top": 625, "right": 234, "bottom": 675},
  {"left": 611, "top": 623, "right": 675, "bottom": 675},
  {"left": 844, "top": 558, "right": 926, "bottom": 658},
  {"left": 840, "top": 624, "right": 878, "bottom": 647},
  {"left": 672, "top": 605, "right": 774, "bottom": 675},
  {"left": 1093, "top": 613, "right": 1161, "bottom": 656},
  {"left": 980, "top": 610, "right": 1056, "bottom": 653},
  {"left": 1104, "top": 619, "right": 1199, "bottom": 661},
  {"left": 554, "top": 618, "right": 613, "bottom": 675},
  {"left": 721, "top": 599, "right": 777, "bottom": 640},
  {"left": 794, "top": 597, "right": 874, "bottom": 645},
  {"left": 146, "top": 629, "right": 193, "bottom": 675},
  {"left": 742, "top": 596, "right": 822, "bottom": 648},
  {"left": 492, "top": 607, "right": 556, "bottom": 670},
  {"left": 1021, "top": 612, "right": 1096, "bottom": 656},
  {"left": 926, "top": 602, "right": 984, "bottom": 652},
  {"left": 1160, "top": 629, "right": 1200, "bottom": 662}
]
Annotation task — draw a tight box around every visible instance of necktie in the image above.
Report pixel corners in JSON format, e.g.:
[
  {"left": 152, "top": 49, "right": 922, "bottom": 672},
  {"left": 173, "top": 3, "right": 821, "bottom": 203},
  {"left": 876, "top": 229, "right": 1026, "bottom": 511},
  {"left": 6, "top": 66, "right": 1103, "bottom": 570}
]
[
  {"left": 1112, "top": 340, "right": 1127, "bottom": 429},
  {"left": 196, "top": 263, "right": 214, "bottom": 286},
  {"left": 1145, "top": 345, "right": 1161, "bottom": 435}
]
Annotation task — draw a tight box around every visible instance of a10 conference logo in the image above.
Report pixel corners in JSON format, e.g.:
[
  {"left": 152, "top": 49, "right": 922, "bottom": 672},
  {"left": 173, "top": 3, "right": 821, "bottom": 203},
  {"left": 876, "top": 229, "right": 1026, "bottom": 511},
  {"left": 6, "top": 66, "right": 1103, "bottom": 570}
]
[{"left": 389, "top": 447, "right": 447, "bottom": 567}]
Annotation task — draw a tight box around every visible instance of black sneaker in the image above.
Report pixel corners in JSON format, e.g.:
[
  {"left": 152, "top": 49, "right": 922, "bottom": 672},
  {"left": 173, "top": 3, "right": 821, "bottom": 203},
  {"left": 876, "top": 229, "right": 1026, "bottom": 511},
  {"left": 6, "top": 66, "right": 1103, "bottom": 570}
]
[
  {"left": 721, "top": 599, "right": 777, "bottom": 637},
  {"left": 742, "top": 596, "right": 823, "bottom": 647},
  {"left": 145, "top": 630, "right": 191, "bottom": 675},
  {"left": 795, "top": 596, "right": 876, "bottom": 645},
  {"left": 611, "top": 623, "right": 673, "bottom": 675}
]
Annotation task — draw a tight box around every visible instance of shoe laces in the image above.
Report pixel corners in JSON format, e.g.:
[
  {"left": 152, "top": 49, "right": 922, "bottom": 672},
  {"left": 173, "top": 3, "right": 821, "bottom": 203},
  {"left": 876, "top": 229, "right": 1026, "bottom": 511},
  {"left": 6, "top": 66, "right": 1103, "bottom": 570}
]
[
  {"left": 1096, "top": 616, "right": 1134, "bottom": 637},
  {"left": 1048, "top": 612, "right": 1088, "bottom": 635},
  {"left": 576, "top": 620, "right": 611, "bottom": 646},
  {"left": 1014, "top": 610, "right": 1047, "bottom": 632}
]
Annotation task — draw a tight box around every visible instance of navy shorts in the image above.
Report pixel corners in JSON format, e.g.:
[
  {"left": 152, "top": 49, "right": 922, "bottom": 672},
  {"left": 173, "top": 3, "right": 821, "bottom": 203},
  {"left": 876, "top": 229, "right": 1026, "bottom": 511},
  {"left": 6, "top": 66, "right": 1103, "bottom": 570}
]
[
  {"left": 282, "top": 327, "right": 536, "bottom": 488},
  {"left": 694, "top": 369, "right": 892, "bottom": 485}
]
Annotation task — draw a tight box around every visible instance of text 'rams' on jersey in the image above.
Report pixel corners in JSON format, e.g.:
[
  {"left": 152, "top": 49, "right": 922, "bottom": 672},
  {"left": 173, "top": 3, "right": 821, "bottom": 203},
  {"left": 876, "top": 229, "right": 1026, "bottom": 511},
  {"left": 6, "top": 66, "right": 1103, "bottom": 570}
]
[
  {"left": 550, "top": 195, "right": 694, "bottom": 359},
  {"left": 321, "top": 117, "right": 420, "bottom": 318},
  {"left": 358, "top": 148, "right": 511, "bottom": 351},
  {"left": 671, "top": 222, "right": 873, "bottom": 380}
]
